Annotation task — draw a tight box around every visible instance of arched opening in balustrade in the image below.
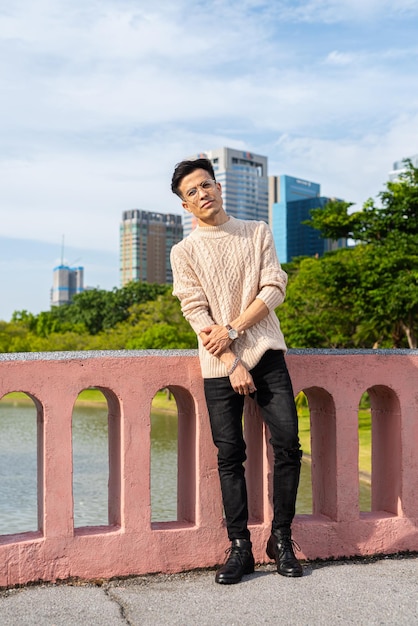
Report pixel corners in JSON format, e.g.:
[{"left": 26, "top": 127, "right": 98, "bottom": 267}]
[
  {"left": 358, "top": 392, "right": 372, "bottom": 512},
  {"left": 303, "top": 386, "right": 337, "bottom": 520},
  {"left": 151, "top": 386, "right": 196, "bottom": 526},
  {"left": 72, "top": 387, "right": 121, "bottom": 529},
  {"left": 0, "top": 391, "right": 41, "bottom": 536},
  {"left": 151, "top": 388, "right": 178, "bottom": 522},
  {"left": 367, "top": 385, "right": 402, "bottom": 516},
  {"left": 295, "top": 391, "right": 312, "bottom": 515}
]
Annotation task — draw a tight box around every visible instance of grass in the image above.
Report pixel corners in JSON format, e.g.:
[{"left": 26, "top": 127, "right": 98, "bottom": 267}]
[
  {"left": 150, "top": 390, "right": 178, "bottom": 412},
  {"left": 0, "top": 391, "right": 35, "bottom": 405}
]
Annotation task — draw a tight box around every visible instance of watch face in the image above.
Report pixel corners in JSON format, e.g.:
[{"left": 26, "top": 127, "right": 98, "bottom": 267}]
[{"left": 228, "top": 328, "right": 239, "bottom": 340}]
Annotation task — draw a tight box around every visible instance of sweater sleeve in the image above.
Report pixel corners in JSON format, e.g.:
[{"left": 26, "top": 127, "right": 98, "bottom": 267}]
[
  {"left": 170, "top": 242, "right": 216, "bottom": 334},
  {"left": 256, "top": 222, "right": 288, "bottom": 311}
]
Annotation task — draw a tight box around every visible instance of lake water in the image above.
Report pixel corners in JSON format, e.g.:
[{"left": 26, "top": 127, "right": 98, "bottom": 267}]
[{"left": 0, "top": 401, "right": 370, "bottom": 535}]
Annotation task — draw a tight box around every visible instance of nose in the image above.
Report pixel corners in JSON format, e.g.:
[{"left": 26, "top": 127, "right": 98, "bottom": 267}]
[{"left": 198, "top": 185, "right": 209, "bottom": 198}]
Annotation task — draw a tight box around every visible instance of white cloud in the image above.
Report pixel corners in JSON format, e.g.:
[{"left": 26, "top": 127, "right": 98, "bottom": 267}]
[
  {"left": 269, "top": 110, "right": 418, "bottom": 207},
  {"left": 324, "top": 50, "right": 355, "bottom": 65},
  {"left": 274, "top": 0, "right": 418, "bottom": 23},
  {"left": 1, "top": 0, "right": 418, "bottom": 317}
]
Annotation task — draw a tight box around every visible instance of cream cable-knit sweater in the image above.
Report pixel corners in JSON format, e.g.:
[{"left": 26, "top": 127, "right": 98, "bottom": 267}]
[{"left": 170, "top": 216, "right": 288, "bottom": 378}]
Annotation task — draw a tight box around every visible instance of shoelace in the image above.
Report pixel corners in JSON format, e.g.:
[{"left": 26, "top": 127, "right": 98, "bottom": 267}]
[
  {"left": 280, "top": 537, "right": 301, "bottom": 553},
  {"left": 224, "top": 546, "right": 250, "bottom": 562},
  {"left": 291, "top": 539, "right": 301, "bottom": 552}
]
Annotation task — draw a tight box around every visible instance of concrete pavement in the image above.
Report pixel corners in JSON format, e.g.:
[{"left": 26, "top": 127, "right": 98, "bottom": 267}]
[{"left": 1, "top": 554, "right": 417, "bottom": 625}]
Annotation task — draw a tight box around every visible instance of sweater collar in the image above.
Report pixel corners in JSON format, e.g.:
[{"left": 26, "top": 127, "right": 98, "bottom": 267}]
[{"left": 192, "top": 215, "right": 240, "bottom": 238}]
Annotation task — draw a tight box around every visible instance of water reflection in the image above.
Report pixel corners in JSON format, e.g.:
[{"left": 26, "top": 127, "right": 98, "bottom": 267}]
[
  {"left": 0, "top": 402, "right": 180, "bottom": 533},
  {"left": 151, "top": 411, "right": 178, "bottom": 522},
  {"left": 72, "top": 405, "right": 109, "bottom": 527},
  {"left": 0, "top": 402, "right": 370, "bottom": 534},
  {"left": 0, "top": 403, "right": 38, "bottom": 534}
]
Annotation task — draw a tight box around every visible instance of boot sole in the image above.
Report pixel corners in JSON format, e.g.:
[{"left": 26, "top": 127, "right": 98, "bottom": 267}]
[
  {"left": 215, "top": 564, "right": 255, "bottom": 585},
  {"left": 277, "top": 568, "right": 303, "bottom": 578}
]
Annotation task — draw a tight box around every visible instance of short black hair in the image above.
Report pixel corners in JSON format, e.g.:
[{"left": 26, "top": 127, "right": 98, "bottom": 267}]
[{"left": 171, "top": 158, "right": 216, "bottom": 198}]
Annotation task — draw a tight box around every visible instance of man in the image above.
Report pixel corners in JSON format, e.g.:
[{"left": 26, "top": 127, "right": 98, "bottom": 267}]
[{"left": 170, "top": 157, "right": 303, "bottom": 584}]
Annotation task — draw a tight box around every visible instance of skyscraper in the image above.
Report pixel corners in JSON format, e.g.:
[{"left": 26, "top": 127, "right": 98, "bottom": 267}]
[
  {"left": 183, "top": 147, "right": 269, "bottom": 236},
  {"left": 269, "top": 175, "right": 346, "bottom": 263},
  {"left": 120, "top": 209, "right": 183, "bottom": 286},
  {"left": 51, "top": 265, "right": 84, "bottom": 306}
]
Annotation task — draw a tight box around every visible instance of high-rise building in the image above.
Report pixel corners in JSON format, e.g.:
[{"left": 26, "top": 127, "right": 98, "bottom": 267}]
[
  {"left": 183, "top": 147, "right": 269, "bottom": 236},
  {"left": 389, "top": 154, "right": 418, "bottom": 181},
  {"left": 51, "top": 265, "right": 84, "bottom": 306},
  {"left": 120, "top": 209, "right": 183, "bottom": 286},
  {"left": 269, "top": 175, "right": 346, "bottom": 263}
]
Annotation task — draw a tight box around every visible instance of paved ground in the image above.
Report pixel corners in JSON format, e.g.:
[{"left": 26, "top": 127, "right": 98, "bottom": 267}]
[{"left": 1, "top": 554, "right": 417, "bottom": 625}]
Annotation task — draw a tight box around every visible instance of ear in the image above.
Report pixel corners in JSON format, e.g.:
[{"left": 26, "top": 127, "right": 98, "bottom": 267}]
[
  {"left": 182, "top": 201, "right": 192, "bottom": 213},
  {"left": 216, "top": 181, "right": 222, "bottom": 193}
]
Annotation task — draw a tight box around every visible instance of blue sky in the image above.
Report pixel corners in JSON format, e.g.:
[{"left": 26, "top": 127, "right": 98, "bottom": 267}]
[{"left": 1, "top": 0, "right": 418, "bottom": 321}]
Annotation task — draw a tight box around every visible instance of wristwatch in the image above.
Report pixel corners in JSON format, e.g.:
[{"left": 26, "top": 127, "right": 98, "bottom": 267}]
[{"left": 226, "top": 324, "right": 239, "bottom": 340}]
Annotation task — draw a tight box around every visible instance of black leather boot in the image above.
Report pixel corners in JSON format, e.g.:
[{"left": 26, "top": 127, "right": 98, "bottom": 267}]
[
  {"left": 215, "top": 539, "right": 255, "bottom": 584},
  {"left": 266, "top": 529, "right": 303, "bottom": 577}
]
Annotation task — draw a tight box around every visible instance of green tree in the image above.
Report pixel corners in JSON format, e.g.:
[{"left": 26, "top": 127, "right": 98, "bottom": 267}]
[
  {"left": 2, "top": 283, "right": 196, "bottom": 353},
  {"left": 119, "top": 293, "right": 196, "bottom": 349},
  {"left": 305, "top": 159, "right": 418, "bottom": 244},
  {"left": 126, "top": 323, "right": 194, "bottom": 349},
  {"left": 353, "top": 236, "right": 418, "bottom": 348},
  {"left": 300, "top": 160, "right": 418, "bottom": 348},
  {"left": 303, "top": 199, "right": 357, "bottom": 241},
  {"left": 105, "top": 282, "right": 171, "bottom": 329},
  {"left": 10, "top": 310, "right": 37, "bottom": 329},
  {"left": 65, "top": 282, "right": 172, "bottom": 335},
  {"left": 65, "top": 288, "right": 113, "bottom": 334},
  {"left": 280, "top": 251, "right": 360, "bottom": 348}
]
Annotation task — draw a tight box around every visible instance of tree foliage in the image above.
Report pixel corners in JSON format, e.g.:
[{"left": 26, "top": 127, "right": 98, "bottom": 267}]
[
  {"left": 286, "top": 159, "right": 418, "bottom": 348},
  {"left": 303, "top": 199, "right": 357, "bottom": 241},
  {"left": 280, "top": 250, "right": 360, "bottom": 348},
  {"left": 305, "top": 159, "right": 418, "bottom": 244},
  {"left": 3, "top": 282, "right": 197, "bottom": 352},
  {"left": 66, "top": 281, "right": 171, "bottom": 334}
]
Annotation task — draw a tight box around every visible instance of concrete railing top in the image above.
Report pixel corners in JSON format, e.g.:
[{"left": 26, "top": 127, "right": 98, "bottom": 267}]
[{"left": 1, "top": 348, "right": 417, "bottom": 362}]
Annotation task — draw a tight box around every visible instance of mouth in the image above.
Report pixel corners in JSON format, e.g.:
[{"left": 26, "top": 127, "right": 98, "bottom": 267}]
[{"left": 201, "top": 199, "right": 213, "bottom": 209}]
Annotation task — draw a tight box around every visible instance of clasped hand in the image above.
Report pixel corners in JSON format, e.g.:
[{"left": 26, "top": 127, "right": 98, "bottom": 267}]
[
  {"left": 228, "top": 364, "right": 256, "bottom": 396},
  {"left": 201, "top": 325, "right": 256, "bottom": 395},
  {"left": 200, "top": 324, "right": 231, "bottom": 356}
]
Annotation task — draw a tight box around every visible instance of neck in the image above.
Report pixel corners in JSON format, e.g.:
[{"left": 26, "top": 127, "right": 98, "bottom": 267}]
[{"left": 198, "top": 211, "right": 229, "bottom": 228}]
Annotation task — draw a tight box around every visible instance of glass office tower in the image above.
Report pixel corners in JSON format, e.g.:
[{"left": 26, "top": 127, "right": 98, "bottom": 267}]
[
  {"left": 269, "top": 175, "right": 320, "bottom": 263},
  {"left": 269, "top": 175, "right": 346, "bottom": 263}
]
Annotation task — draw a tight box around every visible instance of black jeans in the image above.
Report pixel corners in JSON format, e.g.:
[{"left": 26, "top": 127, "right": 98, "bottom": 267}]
[{"left": 204, "top": 350, "right": 302, "bottom": 541}]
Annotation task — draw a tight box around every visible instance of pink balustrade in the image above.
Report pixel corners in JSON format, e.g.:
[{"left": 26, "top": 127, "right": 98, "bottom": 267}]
[{"left": 0, "top": 350, "right": 417, "bottom": 588}]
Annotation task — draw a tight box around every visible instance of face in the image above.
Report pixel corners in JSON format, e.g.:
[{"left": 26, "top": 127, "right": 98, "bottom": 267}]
[{"left": 179, "top": 168, "right": 228, "bottom": 227}]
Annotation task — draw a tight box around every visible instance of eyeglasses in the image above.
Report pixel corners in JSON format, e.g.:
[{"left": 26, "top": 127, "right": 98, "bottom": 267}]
[{"left": 183, "top": 179, "right": 216, "bottom": 201}]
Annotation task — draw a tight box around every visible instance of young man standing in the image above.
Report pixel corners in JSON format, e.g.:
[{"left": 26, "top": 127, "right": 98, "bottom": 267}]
[{"left": 170, "top": 157, "right": 303, "bottom": 584}]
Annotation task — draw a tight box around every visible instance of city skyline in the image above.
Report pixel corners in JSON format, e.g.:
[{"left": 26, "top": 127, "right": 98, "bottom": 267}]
[
  {"left": 0, "top": 145, "right": 414, "bottom": 322},
  {"left": 1, "top": 0, "right": 418, "bottom": 321}
]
